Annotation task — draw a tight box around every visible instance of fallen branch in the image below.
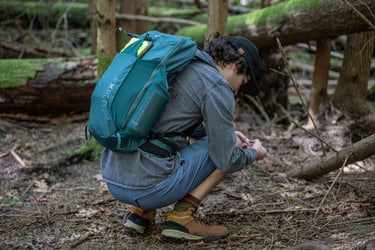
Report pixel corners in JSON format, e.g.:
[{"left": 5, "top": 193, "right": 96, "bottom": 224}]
[{"left": 288, "top": 134, "right": 375, "bottom": 180}]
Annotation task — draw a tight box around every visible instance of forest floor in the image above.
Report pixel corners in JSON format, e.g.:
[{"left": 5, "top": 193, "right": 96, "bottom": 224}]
[{"left": 0, "top": 112, "right": 374, "bottom": 250}]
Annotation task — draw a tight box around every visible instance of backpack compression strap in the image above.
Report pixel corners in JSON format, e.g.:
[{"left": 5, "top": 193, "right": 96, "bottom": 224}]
[{"left": 139, "top": 121, "right": 203, "bottom": 157}]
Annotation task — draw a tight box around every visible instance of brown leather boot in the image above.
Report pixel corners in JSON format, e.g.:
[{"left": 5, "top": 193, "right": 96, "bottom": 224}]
[
  {"left": 161, "top": 208, "right": 228, "bottom": 241},
  {"left": 124, "top": 207, "right": 156, "bottom": 234}
]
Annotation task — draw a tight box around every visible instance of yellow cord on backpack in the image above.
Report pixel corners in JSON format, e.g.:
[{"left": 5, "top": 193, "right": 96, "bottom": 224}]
[{"left": 121, "top": 38, "right": 153, "bottom": 58}]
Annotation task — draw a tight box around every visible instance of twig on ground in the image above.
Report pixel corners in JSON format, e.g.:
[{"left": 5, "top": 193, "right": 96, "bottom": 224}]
[
  {"left": 9, "top": 145, "right": 26, "bottom": 167},
  {"left": 209, "top": 208, "right": 316, "bottom": 215},
  {"left": 50, "top": 187, "right": 101, "bottom": 191},
  {"left": 314, "top": 155, "right": 350, "bottom": 216},
  {"left": 246, "top": 95, "right": 271, "bottom": 123},
  {"left": 70, "top": 232, "right": 95, "bottom": 249},
  {"left": 0, "top": 151, "right": 9, "bottom": 158},
  {"left": 21, "top": 181, "right": 35, "bottom": 197},
  {"left": 292, "top": 121, "right": 337, "bottom": 153}
]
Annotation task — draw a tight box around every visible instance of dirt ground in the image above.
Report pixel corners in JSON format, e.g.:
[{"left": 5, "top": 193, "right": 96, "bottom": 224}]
[{"left": 0, "top": 113, "right": 374, "bottom": 250}]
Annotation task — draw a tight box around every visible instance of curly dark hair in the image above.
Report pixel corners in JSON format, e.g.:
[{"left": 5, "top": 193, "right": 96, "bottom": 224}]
[{"left": 205, "top": 36, "right": 249, "bottom": 76}]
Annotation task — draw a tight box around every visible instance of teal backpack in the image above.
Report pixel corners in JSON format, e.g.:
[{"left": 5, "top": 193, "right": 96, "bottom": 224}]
[{"left": 87, "top": 29, "right": 211, "bottom": 154}]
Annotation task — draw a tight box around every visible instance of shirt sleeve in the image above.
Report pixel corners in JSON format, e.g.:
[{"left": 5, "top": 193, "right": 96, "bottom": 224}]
[{"left": 201, "top": 81, "right": 258, "bottom": 173}]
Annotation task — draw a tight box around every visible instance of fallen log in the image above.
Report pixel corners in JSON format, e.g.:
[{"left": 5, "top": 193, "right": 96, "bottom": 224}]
[
  {"left": 0, "top": 58, "right": 96, "bottom": 116},
  {"left": 287, "top": 134, "right": 375, "bottom": 180},
  {"left": 0, "top": 37, "right": 77, "bottom": 58},
  {"left": 178, "top": 0, "right": 375, "bottom": 49}
]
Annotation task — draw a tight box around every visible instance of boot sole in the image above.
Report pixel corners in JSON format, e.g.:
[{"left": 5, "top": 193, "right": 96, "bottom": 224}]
[
  {"left": 161, "top": 229, "right": 228, "bottom": 242},
  {"left": 124, "top": 220, "right": 146, "bottom": 234}
]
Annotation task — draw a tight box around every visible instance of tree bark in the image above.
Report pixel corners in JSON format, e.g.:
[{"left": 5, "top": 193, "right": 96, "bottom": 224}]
[
  {"left": 0, "top": 59, "right": 96, "bottom": 116},
  {"left": 204, "top": 0, "right": 228, "bottom": 49},
  {"left": 178, "top": 0, "right": 375, "bottom": 49},
  {"left": 90, "top": 0, "right": 97, "bottom": 55},
  {"left": 287, "top": 134, "right": 375, "bottom": 180},
  {"left": 261, "top": 0, "right": 271, "bottom": 8},
  {"left": 333, "top": 31, "right": 375, "bottom": 117},
  {"left": 117, "top": 0, "right": 149, "bottom": 51},
  {"left": 96, "top": 0, "right": 116, "bottom": 78},
  {"left": 306, "top": 39, "right": 331, "bottom": 127}
]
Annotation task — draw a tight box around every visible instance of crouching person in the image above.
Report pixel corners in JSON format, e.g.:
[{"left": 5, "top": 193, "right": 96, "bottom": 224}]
[{"left": 100, "top": 35, "right": 268, "bottom": 241}]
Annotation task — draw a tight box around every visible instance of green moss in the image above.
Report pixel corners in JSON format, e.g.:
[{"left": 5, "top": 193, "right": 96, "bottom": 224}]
[
  {"left": 0, "top": 1, "right": 90, "bottom": 28},
  {"left": 0, "top": 58, "right": 61, "bottom": 88},
  {"left": 97, "top": 54, "right": 113, "bottom": 79},
  {"left": 178, "top": 0, "right": 329, "bottom": 40},
  {"left": 177, "top": 25, "right": 207, "bottom": 45},
  {"left": 231, "top": 0, "right": 326, "bottom": 27},
  {"left": 149, "top": 6, "right": 201, "bottom": 18}
]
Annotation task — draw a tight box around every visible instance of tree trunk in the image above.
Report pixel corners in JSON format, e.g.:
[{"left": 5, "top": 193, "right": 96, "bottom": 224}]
[
  {"left": 178, "top": 0, "right": 375, "bottom": 49},
  {"left": 96, "top": 0, "right": 116, "bottom": 78},
  {"left": 287, "top": 133, "right": 375, "bottom": 180},
  {"left": 117, "top": 0, "right": 149, "bottom": 51},
  {"left": 306, "top": 39, "right": 331, "bottom": 127},
  {"left": 261, "top": 0, "right": 271, "bottom": 8},
  {"left": 90, "top": 0, "right": 97, "bottom": 55},
  {"left": 333, "top": 31, "right": 375, "bottom": 117},
  {"left": 204, "top": 0, "right": 228, "bottom": 49}
]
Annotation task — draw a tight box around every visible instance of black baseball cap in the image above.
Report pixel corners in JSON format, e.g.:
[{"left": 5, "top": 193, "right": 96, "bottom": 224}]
[{"left": 229, "top": 36, "right": 260, "bottom": 96}]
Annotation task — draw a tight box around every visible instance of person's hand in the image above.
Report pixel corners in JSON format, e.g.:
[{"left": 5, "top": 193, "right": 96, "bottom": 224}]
[
  {"left": 250, "top": 139, "right": 267, "bottom": 161},
  {"left": 235, "top": 131, "right": 267, "bottom": 160},
  {"left": 235, "top": 131, "right": 252, "bottom": 148}
]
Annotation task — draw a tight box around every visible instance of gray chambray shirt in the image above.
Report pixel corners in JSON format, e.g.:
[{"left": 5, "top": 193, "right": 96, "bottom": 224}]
[{"left": 100, "top": 51, "right": 258, "bottom": 190}]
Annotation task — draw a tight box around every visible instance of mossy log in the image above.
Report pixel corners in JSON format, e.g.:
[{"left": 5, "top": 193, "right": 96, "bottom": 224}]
[
  {"left": 0, "top": 58, "right": 96, "bottom": 116},
  {"left": 177, "top": 0, "right": 375, "bottom": 49}
]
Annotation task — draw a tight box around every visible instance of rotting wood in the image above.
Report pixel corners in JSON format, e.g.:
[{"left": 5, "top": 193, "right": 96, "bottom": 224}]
[
  {"left": 0, "top": 58, "right": 96, "bottom": 116},
  {"left": 0, "top": 37, "right": 77, "bottom": 58}
]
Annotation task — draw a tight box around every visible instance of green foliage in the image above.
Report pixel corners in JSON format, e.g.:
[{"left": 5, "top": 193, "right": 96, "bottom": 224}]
[
  {"left": 75, "top": 139, "right": 103, "bottom": 161},
  {"left": 0, "top": 58, "right": 61, "bottom": 88},
  {"left": 251, "top": 168, "right": 264, "bottom": 176},
  {"left": 0, "top": 1, "right": 90, "bottom": 28},
  {"left": 149, "top": 6, "right": 201, "bottom": 19},
  {"left": 5, "top": 195, "right": 25, "bottom": 205},
  {"left": 97, "top": 53, "right": 113, "bottom": 80}
]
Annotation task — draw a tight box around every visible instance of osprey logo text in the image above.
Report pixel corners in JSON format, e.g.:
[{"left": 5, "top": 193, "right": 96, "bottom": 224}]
[{"left": 101, "top": 78, "right": 118, "bottom": 107}]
